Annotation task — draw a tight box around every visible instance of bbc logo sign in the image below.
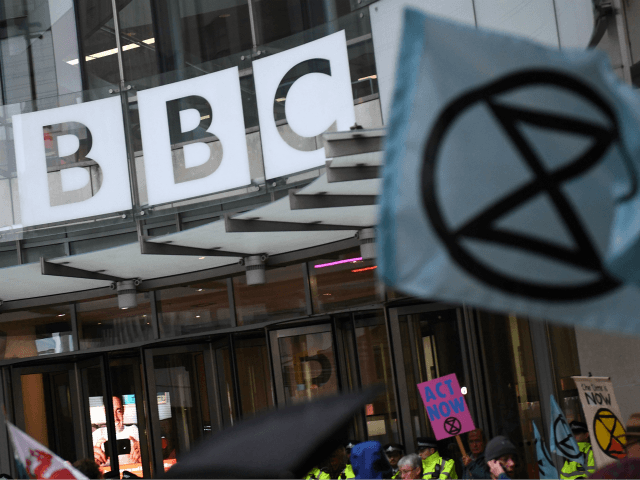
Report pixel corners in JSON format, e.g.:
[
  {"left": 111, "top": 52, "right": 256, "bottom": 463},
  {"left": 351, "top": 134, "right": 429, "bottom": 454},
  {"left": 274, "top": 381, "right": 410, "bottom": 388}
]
[{"left": 13, "top": 31, "right": 355, "bottom": 227}]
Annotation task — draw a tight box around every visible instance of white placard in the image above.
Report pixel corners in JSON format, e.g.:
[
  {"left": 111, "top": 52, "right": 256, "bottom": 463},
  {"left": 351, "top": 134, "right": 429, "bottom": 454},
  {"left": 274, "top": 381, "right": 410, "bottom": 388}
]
[
  {"left": 138, "top": 67, "right": 251, "bottom": 206},
  {"left": 254, "top": 30, "right": 355, "bottom": 180},
  {"left": 14, "top": 97, "right": 131, "bottom": 227}
]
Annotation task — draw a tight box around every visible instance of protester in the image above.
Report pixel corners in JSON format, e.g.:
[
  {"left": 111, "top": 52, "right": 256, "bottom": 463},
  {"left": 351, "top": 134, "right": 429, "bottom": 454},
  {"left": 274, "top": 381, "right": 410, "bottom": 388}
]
[
  {"left": 397, "top": 454, "right": 423, "bottom": 479},
  {"left": 461, "top": 429, "right": 489, "bottom": 479},
  {"left": 383, "top": 443, "right": 405, "bottom": 478},
  {"left": 350, "top": 441, "right": 393, "bottom": 479},
  {"left": 559, "top": 421, "right": 594, "bottom": 479},
  {"left": 484, "top": 436, "right": 517, "bottom": 479},
  {"left": 590, "top": 412, "right": 640, "bottom": 478},
  {"left": 72, "top": 459, "right": 103, "bottom": 479},
  {"left": 415, "top": 437, "right": 457, "bottom": 479}
]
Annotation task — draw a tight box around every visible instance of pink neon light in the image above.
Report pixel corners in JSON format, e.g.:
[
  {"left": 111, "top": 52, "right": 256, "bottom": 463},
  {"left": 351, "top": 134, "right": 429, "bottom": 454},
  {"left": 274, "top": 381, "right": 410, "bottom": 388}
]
[{"left": 314, "top": 257, "right": 363, "bottom": 269}]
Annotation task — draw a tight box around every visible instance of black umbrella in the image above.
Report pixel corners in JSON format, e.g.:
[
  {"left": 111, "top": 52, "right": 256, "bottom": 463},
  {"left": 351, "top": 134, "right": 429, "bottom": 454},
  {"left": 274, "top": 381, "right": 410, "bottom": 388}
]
[{"left": 163, "top": 387, "right": 381, "bottom": 479}]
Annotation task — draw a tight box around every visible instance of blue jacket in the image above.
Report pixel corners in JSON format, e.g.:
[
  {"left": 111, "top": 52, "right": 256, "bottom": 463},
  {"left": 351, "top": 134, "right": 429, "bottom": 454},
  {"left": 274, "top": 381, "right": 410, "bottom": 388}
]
[{"left": 350, "top": 441, "right": 393, "bottom": 479}]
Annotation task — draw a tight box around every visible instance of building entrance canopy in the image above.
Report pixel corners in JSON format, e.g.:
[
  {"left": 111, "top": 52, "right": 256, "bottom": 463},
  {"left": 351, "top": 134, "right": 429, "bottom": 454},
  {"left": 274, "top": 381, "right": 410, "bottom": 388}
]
[{"left": 0, "top": 129, "right": 383, "bottom": 306}]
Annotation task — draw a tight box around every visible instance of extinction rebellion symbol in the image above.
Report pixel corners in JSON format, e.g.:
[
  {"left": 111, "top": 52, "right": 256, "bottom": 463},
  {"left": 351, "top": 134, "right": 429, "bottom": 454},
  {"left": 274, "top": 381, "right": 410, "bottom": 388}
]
[
  {"left": 443, "top": 416, "right": 462, "bottom": 435},
  {"left": 421, "top": 70, "right": 626, "bottom": 301}
]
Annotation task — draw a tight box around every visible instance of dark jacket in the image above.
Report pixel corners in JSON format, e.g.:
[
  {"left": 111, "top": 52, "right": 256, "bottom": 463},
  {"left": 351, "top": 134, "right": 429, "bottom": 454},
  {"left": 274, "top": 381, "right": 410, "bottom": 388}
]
[
  {"left": 350, "top": 441, "right": 393, "bottom": 479},
  {"left": 462, "top": 452, "right": 489, "bottom": 480}
]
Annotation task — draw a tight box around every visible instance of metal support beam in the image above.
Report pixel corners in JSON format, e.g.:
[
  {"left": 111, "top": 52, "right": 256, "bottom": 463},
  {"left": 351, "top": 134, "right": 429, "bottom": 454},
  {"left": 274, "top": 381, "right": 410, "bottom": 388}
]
[
  {"left": 326, "top": 164, "right": 380, "bottom": 183},
  {"left": 40, "top": 257, "right": 123, "bottom": 282},
  {"left": 224, "top": 215, "right": 357, "bottom": 232},
  {"left": 140, "top": 236, "right": 246, "bottom": 257},
  {"left": 288, "top": 189, "right": 377, "bottom": 210},
  {"left": 323, "top": 128, "right": 385, "bottom": 158}
]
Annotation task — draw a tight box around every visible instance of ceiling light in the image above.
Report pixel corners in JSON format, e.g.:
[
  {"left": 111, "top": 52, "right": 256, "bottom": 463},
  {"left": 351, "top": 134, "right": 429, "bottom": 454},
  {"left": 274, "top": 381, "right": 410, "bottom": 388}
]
[
  {"left": 58, "top": 314, "right": 65, "bottom": 317},
  {"left": 196, "top": 315, "right": 200, "bottom": 318},
  {"left": 358, "top": 75, "right": 377, "bottom": 81},
  {"left": 314, "top": 257, "right": 363, "bottom": 269},
  {"left": 197, "top": 289, "right": 203, "bottom": 292},
  {"left": 66, "top": 37, "right": 155, "bottom": 65},
  {"left": 199, "top": 257, "right": 205, "bottom": 260}
]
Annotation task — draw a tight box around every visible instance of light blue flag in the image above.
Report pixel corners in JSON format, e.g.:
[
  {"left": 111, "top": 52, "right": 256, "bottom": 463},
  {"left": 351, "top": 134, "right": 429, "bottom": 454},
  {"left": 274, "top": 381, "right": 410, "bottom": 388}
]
[
  {"left": 549, "top": 395, "right": 585, "bottom": 466},
  {"left": 378, "top": 8, "right": 640, "bottom": 334},
  {"left": 533, "top": 421, "right": 558, "bottom": 479}
]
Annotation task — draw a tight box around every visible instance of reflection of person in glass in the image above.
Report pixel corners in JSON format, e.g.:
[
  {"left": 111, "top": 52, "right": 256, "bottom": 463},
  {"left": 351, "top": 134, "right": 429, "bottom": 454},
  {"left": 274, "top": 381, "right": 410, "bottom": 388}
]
[{"left": 93, "top": 396, "right": 141, "bottom": 467}]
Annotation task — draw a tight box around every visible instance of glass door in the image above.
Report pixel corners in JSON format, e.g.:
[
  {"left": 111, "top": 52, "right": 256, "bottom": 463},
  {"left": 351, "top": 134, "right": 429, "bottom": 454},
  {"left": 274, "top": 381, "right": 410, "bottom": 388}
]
[
  {"left": 144, "top": 344, "right": 218, "bottom": 474},
  {"left": 269, "top": 324, "right": 339, "bottom": 405},
  {"left": 11, "top": 363, "right": 84, "bottom": 465},
  {"left": 387, "top": 305, "right": 470, "bottom": 455}
]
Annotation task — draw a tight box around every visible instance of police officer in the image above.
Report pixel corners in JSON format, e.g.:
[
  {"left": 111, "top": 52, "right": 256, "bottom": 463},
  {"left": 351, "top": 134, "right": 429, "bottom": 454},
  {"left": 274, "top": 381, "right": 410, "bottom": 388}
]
[
  {"left": 383, "top": 443, "right": 405, "bottom": 478},
  {"left": 339, "top": 441, "right": 357, "bottom": 479},
  {"left": 560, "top": 421, "right": 595, "bottom": 479},
  {"left": 304, "top": 466, "right": 330, "bottom": 480},
  {"left": 416, "top": 437, "right": 457, "bottom": 479}
]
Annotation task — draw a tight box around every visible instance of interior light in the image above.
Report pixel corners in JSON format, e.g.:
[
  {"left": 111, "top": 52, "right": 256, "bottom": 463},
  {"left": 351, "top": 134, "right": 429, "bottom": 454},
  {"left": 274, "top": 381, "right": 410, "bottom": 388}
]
[
  {"left": 66, "top": 37, "right": 155, "bottom": 65},
  {"left": 199, "top": 257, "right": 205, "bottom": 260},
  {"left": 358, "top": 75, "right": 377, "bottom": 82},
  {"left": 121, "top": 307, "right": 128, "bottom": 310},
  {"left": 276, "top": 98, "right": 286, "bottom": 103},
  {"left": 314, "top": 257, "right": 363, "bottom": 269},
  {"left": 143, "top": 314, "right": 146, "bottom": 317},
  {"left": 196, "top": 315, "right": 200, "bottom": 318},
  {"left": 200, "top": 115, "right": 210, "bottom": 120},
  {"left": 219, "top": 13, "right": 231, "bottom": 18},
  {"left": 323, "top": 293, "right": 332, "bottom": 296},
  {"left": 58, "top": 313, "right": 65, "bottom": 317},
  {"left": 98, "top": 322, "right": 102, "bottom": 325},
  {"left": 197, "top": 289, "right": 203, "bottom": 292},
  {"left": 351, "top": 266, "right": 377, "bottom": 273},
  {"left": 461, "top": 387, "right": 468, "bottom": 395}
]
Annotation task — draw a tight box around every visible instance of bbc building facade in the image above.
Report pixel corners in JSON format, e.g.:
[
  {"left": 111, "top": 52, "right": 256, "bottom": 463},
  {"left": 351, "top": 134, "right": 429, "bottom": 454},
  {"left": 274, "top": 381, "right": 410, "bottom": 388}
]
[{"left": 0, "top": 0, "right": 638, "bottom": 478}]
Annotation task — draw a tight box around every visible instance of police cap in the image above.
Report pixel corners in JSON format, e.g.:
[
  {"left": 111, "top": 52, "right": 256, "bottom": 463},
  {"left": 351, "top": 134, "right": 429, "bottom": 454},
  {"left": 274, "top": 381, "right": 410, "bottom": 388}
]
[
  {"left": 415, "top": 437, "right": 438, "bottom": 450},
  {"left": 383, "top": 443, "right": 405, "bottom": 454},
  {"left": 344, "top": 440, "right": 358, "bottom": 452},
  {"left": 570, "top": 421, "right": 588, "bottom": 435}
]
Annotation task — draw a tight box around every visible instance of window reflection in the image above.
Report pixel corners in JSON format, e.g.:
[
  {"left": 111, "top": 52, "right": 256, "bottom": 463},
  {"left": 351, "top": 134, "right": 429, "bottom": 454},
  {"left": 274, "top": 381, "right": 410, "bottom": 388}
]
[
  {"left": 77, "top": 294, "right": 153, "bottom": 349},
  {"left": 0, "top": 305, "right": 73, "bottom": 359},
  {"left": 354, "top": 310, "right": 399, "bottom": 444},
  {"left": 157, "top": 280, "right": 231, "bottom": 337},
  {"left": 548, "top": 324, "right": 583, "bottom": 423},
  {"left": 309, "top": 250, "right": 377, "bottom": 313},
  {"left": 234, "top": 336, "right": 274, "bottom": 417},
  {"left": 233, "top": 264, "right": 307, "bottom": 326}
]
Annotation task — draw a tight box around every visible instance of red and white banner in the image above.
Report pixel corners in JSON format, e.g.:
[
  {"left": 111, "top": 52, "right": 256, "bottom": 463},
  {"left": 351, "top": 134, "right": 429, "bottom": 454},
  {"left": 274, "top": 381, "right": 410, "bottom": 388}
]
[{"left": 7, "top": 422, "right": 88, "bottom": 479}]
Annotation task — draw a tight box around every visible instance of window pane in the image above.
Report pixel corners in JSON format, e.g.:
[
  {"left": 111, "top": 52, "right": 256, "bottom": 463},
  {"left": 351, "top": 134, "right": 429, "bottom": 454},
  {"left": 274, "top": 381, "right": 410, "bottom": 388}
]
[
  {"left": 157, "top": 280, "right": 231, "bottom": 337},
  {"left": 77, "top": 294, "right": 153, "bottom": 349},
  {"left": 278, "top": 329, "right": 338, "bottom": 405},
  {"left": 116, "top": 0, "right": 253, "bottom": 82},
  {"left": 21, "top": 371, "right": 77, "bottom": 462},
  {"left": 309, "top": 250, "right": 377, "bottom": 313},
  {"left": 233, "top": 264, "right": 307, "bottom": 326},
  {"left": 548, "top": 324, "right": 583, "bottom": 423},
  {"left": 234, "top": 336, "right": 274, "bottom": 417},
  {"left": 354, "top": 310, "right": 399, "bottom": 444},
  {"left": 0, "top": 305, "right": 73, "bottom": 359},
  {"left": 478, "top": 312, "right": 542, "bottom": 480},
  {"left": 216, "top": 346, "right": 237, "bottom": 427},
  {"left": 153, "top": 352, "right": 210, "bottom": 472}
]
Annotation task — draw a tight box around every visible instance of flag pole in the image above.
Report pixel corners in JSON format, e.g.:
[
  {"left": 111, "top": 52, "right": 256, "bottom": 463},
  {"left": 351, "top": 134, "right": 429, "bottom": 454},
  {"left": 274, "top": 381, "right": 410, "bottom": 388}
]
[{"left": 455, "top": 435, "right": 467, "bottom": 456}]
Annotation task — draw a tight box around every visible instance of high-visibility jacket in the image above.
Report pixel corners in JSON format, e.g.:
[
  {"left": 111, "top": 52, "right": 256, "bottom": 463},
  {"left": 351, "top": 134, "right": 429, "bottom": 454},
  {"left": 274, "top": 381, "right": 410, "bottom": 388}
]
[
  {"left": 304, "top": 467, "right": 331, "bottom": 480},
  {"left": 422, "top": 452, "right": 458, "bottom": 479},
  {"left": 560, "top": 442, "right": 595, "bottom": 479},
  {"left": 339, "top": 464, "right": 355, "bottom": 479}
]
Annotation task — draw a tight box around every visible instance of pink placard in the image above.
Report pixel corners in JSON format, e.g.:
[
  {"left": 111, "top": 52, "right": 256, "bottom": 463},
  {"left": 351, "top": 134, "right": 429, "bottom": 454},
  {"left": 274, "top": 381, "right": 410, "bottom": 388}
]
[{"left": 417, "top": 373, "right": 475, "bottom": 440}]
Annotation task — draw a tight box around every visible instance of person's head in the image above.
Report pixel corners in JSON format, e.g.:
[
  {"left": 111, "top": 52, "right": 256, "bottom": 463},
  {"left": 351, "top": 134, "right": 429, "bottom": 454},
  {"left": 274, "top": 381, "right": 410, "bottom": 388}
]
[
  {"left": 397, "top": 454, "right": 423, "bottom": 479},
  {"left": 570, "top": 421, "right": 589, "bottom": 443},
  {"left": 326, "top": 445, "right": 347, "bottom": 474},
  {"left": 485, "top": 436, "right": 517, "bottom": 478},
  {"left": 625, "top": 413, "right": 640, "bottom": 458},
  {"left": 467, "top": 429, "right": 485, "bottom": 456},
  {"left": 415, "top": 437, "right": 437, "bottom": 460},
  {"left": 383, "top": 444, "right": 405, "bottom": 468},
  {"left": 73, "top": 459, "right": 103, "bottom": 479},
  {"left": 350, "top": 441, "right": 392, "bottom": 479},
  {"left": 112, "top": 396, "right": 124, "bottom": 433},
  {"left": 344, "top": 441, "right": 357, "bottom": 462}
]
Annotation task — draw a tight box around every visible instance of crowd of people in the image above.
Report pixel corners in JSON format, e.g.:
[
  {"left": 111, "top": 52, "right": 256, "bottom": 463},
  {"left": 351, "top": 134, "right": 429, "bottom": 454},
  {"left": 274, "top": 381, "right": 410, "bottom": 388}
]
[
  {"left": 303, "top": 411, "right": 640, "bottom": 480},
  {"left": 303, "top": 430, "right": 517, "bottom": 480}
]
